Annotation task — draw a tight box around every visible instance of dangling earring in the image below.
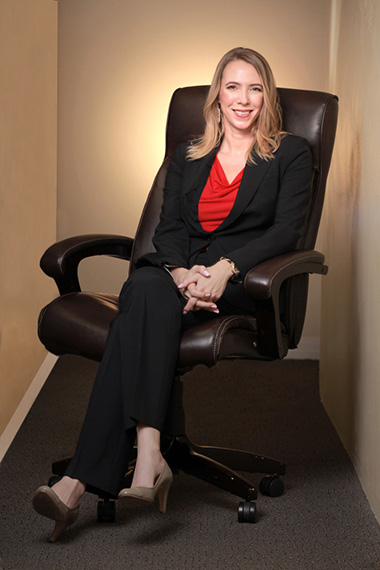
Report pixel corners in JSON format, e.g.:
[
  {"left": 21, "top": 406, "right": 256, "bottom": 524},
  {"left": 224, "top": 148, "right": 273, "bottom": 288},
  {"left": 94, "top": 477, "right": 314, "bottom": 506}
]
[{"left": 217, "top": 104, "right": 221, "bottom": 123}]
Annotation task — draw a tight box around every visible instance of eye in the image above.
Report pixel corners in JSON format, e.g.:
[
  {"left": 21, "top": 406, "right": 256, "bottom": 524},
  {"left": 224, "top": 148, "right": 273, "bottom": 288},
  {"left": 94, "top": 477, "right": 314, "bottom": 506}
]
[
  {"left": 227, "top": 84, "right": 237, "bottom": 90},
  {"left": 251, "top": 86, "right": 263, "bottom": 92}
]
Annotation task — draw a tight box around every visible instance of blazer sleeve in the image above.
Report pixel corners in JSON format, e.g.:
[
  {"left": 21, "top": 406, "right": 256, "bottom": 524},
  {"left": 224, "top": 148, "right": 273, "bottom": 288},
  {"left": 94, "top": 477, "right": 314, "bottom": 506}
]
[
  {"left": 135, "top": 143, "right": 191, "bottom": 269},
  {"left": 225, "top": 136, "right": 313, "bottom": 278}
]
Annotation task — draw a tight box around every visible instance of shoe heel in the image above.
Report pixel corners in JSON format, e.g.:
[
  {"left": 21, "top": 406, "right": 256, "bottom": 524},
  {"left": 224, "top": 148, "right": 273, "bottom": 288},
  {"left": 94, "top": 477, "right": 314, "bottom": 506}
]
[
  {"left": 49, "top": 520, "right": 68, "bottom": 543},
  {"left": 157, "top": 480, "right": 172, "bottom": 514},
  {"left": 33, "top": 485, "right": 80, "bottom": 543}
]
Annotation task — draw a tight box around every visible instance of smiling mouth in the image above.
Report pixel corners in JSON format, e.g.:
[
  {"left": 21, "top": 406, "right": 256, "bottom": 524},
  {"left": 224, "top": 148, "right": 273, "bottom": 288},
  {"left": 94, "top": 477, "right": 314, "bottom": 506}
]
[{"left": 233, "top": 110, "right": 252, "bottom": 117}]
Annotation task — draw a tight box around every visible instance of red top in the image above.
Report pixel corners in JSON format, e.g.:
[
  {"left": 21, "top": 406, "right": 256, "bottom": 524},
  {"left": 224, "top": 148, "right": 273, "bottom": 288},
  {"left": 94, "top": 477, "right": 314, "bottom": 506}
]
[{"left": 198, "top": 156, "right": 244, "bottom": 232}]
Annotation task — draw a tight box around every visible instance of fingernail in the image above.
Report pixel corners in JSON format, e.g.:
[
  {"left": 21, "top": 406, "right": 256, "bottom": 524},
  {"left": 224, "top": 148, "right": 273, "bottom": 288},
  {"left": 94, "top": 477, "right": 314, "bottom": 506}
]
[
  {"left": 183, "top": 310, "right": 188, "bottom": 315},
  {"left": 211, "top": 304, "right": 217, "bottom": 308},
  {"left": 213, "top": 309, "right": 219, "bottom": 314},
  {"left": 178, "top": 283, "right": 184, "bottom": 288},
  {"left": 204, "top": 271, "right": 210, "bottom": 276},
  {"left": 205, "top": 293, "right": 211, "bottom": 297}
]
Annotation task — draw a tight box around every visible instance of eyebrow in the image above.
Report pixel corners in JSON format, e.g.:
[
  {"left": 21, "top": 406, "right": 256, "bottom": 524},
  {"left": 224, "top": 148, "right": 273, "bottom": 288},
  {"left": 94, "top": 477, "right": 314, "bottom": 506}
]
[{"left": 225, "top": 81, "right": 263, "bottom": 87}]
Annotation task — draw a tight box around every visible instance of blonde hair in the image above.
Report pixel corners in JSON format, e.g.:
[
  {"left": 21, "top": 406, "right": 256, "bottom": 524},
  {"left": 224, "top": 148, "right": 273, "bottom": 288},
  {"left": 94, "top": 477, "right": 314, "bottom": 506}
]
[{"left": 187, "top": 47, "right": 284, "bottom": 163}]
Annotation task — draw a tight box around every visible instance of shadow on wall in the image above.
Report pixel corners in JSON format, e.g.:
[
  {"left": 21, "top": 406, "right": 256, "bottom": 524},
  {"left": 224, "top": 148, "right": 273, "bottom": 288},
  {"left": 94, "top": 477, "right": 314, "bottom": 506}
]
[{"left": 320, "top": 102, "right": 362, "bottom": 456}]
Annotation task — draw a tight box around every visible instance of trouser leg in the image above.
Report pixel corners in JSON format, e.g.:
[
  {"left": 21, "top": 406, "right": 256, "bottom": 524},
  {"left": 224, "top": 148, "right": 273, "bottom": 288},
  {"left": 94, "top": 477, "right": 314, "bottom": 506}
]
[{"left": 65, "top": 267, "right": 185, "bottom": 497}]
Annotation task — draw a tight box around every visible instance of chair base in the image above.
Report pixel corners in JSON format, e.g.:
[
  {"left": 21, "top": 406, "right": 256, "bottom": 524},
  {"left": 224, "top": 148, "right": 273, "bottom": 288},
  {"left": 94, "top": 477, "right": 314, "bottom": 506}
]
[
  {"left": 51, "top": 435, "right": 286, "bottom": 504},
  {"left": 162, "top": 435, "right": 286, "bottom": 501}
]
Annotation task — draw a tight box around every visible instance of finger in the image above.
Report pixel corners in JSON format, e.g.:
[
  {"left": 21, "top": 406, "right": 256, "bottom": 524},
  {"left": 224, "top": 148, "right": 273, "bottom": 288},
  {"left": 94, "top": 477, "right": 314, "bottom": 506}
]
[
  {"left": 179, "top": 279, "right": 212, "bottom": 296},
  {"left": 178, "top": 276, "right": 198, "bottom": 289},
  {"left": 187, "top": 280, "right": 210, "bottom": 294},
  {"left": 180, "top": 289, "right": 191, "bottom": 300},
  {"left": 198, "top": 266, "right": 211, "bottom": 277},
  {"left": 186, "top": 288, "right": 211, "bottom": 300},
  {"left": 193, "top": 300, "right": 219, "bottom": 313},
  {"left": 182, "top": 281, "right": 216, "bottom": 312},
  {"left": 191, "top": 265, "right": 211, "bottom": 277},
  {"left": 183, "top": 296, "right": 198, "bottom": 314}
]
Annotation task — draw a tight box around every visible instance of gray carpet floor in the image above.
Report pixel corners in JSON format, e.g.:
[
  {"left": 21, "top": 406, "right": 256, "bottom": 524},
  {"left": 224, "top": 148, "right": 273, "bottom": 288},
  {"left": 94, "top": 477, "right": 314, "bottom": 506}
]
[{"left": 0, "top": 356, "right": 380, "bottom": 569}]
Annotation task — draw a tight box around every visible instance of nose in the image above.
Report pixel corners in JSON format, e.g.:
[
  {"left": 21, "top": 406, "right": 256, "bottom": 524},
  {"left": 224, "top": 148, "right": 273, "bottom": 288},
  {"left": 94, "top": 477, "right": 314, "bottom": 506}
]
[{"left": 237, "top": 88, "right": 249, "bottom": 105}]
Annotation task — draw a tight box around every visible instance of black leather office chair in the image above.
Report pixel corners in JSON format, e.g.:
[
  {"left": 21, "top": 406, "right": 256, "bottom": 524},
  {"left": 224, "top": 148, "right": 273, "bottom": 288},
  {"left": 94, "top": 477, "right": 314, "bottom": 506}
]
[{"left": 38, "top": 86, "right": 338, "bottom": 523}]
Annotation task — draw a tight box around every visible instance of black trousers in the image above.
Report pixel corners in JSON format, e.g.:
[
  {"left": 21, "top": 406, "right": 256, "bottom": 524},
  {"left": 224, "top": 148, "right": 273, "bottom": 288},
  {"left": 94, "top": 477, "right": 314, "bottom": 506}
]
[{"left": 65, "top": 266, "right": 255, "bottom": 497}]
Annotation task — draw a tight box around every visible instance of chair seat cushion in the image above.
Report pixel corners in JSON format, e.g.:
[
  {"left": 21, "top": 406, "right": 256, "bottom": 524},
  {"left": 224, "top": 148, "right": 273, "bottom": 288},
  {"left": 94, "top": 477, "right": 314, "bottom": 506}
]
[
  {"left": 38, "top": 292, "right": 119, "bottom": 362},
  {"left": 38, "top": 292, "right": 283, "bottom": 368}
]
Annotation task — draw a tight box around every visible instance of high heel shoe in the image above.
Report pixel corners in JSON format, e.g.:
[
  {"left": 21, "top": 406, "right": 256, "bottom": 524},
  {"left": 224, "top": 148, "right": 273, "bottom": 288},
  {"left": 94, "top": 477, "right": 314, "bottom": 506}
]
[
  {"left": 118, "top": 460, "right": 173, "bottom": 514},
  {"left": 32, "top": 486, "right": 80, "bottom": 542}
]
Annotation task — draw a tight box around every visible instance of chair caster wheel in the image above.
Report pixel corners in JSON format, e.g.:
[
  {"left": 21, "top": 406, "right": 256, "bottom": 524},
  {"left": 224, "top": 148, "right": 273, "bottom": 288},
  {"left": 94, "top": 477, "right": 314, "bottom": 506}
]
[
  {"left": 97, "top": 498, "right": 116, "bottom": 522},
  {"left": 238, "top": 501, "right": 257, "bottom": 523},
  {"left": 259, "top": 475, "right": 285, "bottom": 497},
  {"left": 48, "top": 475, "right": 62, "bottom": 487}
]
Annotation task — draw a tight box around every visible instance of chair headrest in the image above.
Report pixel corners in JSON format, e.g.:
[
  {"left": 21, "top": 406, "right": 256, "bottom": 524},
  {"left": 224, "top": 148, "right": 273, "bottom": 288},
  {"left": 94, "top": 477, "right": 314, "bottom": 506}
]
[{"left": 165, "top": 85, "right": 338, "bottom": 172}]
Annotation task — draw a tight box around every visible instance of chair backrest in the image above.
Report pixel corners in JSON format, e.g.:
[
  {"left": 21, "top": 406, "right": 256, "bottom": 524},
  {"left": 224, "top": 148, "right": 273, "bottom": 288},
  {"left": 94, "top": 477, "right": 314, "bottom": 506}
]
[{"left": 130, "top": 85, "right": 338, "bottom": 271}]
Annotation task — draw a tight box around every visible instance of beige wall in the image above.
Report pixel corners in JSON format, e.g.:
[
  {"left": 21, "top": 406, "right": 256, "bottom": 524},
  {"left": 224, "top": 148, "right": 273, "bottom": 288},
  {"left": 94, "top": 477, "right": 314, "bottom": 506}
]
[
  {"left": 321, "top": 0, "right": 380, "bottom": 520},
  {"left": 2, "top": 0, "right": 379, "bottom": 524},
  {"left": 58, "top": 0, "right": 380, "bottom": 520},
  {"left": 0, "top": 1, "right": 58, "bottom": 445},
  {"left": 58, "top": 0, "right": 330, "bottom": 355}
]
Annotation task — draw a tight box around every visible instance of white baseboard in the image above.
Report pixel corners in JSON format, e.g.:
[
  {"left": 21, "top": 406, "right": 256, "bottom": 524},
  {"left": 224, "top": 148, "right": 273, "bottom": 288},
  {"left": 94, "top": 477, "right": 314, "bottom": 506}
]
[
  {"left": 285, "top": 336, "right": 320, "bottom": 360},
  {"left": 0, "top": 352, "right": 58, "bottom": 462}
]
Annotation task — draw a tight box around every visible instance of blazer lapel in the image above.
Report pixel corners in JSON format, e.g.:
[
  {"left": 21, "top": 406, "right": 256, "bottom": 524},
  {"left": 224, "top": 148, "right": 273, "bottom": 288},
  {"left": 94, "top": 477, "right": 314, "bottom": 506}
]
[
  {"left": 216, "top": 153, "right": 272, "bottom": 231},
  {"left": 182, "top": 149, "right": 217, "bottom": 227},
  {"left": 182, "top": 149, "right": 273, "bottom": 232}
]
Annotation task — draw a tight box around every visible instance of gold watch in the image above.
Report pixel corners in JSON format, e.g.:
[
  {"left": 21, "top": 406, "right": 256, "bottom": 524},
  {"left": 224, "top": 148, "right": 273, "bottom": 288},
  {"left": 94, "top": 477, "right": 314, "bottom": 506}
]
[{"left": 219, "top": 257, "right": 240, "bottom": 280}]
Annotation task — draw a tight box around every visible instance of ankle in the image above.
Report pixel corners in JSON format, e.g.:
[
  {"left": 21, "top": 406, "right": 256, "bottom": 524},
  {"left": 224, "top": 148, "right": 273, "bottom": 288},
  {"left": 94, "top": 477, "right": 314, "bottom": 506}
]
[
  {"left": 135, "top": 424, "right": 161, "bottom": 453},
  {"left": 53, "top": 476, "right": 85, "bottom": 509},
  {"left": 131, "top": 453, "right": 165, "bottom": 488}
]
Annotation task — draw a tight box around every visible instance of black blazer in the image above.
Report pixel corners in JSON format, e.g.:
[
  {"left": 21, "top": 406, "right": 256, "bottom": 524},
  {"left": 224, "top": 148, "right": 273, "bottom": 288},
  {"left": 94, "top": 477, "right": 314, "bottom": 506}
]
[{"left": 137, "top": 134, "right": 312, "bottom": 279}]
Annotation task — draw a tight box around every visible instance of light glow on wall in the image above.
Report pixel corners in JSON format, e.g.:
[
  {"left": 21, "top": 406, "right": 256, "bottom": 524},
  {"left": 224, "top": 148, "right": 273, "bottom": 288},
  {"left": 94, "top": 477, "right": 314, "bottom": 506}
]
[{"left": 59, "top": 0, "right": 331, "bottom": 294}]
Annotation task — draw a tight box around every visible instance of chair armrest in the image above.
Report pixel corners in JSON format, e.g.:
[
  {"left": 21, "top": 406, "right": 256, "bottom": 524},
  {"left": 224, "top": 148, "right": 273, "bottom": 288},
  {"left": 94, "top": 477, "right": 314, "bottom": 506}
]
[
  {"left": 244, "top": 250, "right": 328, "bottom": 300},
  {"left": 243, "top": 250, "right": 328, "bottom": 359},
  {"left": 41, "top": 234, "right": 134, "bottom": 295}
]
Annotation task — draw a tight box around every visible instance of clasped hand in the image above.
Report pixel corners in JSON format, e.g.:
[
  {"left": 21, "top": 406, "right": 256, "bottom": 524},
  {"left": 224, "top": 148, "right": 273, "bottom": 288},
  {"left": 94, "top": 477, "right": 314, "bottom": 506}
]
[{"left": 170, "top": 260, "right": 234, "bottom": 314}]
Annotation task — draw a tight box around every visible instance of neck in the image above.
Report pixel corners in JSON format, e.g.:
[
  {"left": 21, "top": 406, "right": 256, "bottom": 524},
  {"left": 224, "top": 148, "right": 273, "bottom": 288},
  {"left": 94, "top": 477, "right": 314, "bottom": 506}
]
[{"left": 219, "top": 129, "right": 255, "bottom": 160}]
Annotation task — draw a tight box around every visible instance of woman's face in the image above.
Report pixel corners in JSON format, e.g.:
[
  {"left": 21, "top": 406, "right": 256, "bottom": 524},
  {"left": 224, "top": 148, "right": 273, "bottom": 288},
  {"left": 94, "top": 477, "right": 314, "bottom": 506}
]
[{"left": 218, "top": 59, "right": 264, "bottom": 137}]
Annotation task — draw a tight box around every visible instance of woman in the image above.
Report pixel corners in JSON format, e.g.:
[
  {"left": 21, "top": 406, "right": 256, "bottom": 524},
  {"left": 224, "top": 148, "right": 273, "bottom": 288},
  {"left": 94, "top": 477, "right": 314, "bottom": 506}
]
[{"left": 33, "top": 47, "right": 312, "bottom": 541}]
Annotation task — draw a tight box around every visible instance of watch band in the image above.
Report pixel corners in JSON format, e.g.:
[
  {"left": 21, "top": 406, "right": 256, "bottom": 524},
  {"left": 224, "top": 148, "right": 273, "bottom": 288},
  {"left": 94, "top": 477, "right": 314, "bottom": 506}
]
[{"left": 219, "top": 257, "right": 240, "bottom": 280}]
